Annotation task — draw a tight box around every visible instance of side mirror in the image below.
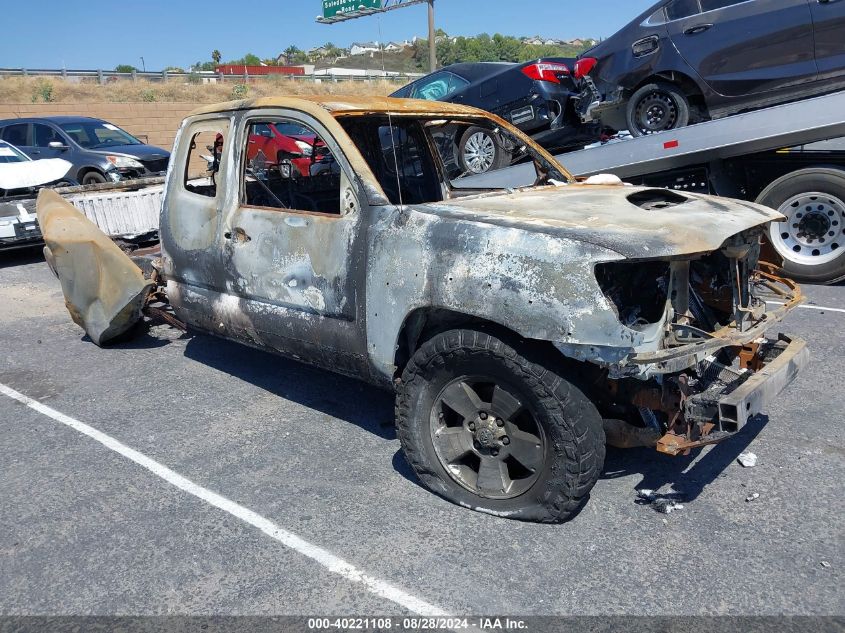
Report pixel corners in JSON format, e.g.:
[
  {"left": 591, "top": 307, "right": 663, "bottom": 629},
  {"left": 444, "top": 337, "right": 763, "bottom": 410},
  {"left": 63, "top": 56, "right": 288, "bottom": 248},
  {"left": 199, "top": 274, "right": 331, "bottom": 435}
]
[{"left": 48, "top": 141, "right": 69, "bottom": 151}]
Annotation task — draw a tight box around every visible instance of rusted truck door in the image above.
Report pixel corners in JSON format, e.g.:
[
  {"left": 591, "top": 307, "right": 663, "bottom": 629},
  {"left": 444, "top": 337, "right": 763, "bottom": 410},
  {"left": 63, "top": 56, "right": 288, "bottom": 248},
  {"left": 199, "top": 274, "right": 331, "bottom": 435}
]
[{"left": 218, "top": 110, "right": 370, "bottom": 376}]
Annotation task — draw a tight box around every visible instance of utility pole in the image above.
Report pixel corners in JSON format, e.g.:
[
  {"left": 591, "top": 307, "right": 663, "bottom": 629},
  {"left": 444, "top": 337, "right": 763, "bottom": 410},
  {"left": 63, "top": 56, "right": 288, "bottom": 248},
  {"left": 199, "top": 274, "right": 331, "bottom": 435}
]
[
  {"left": 428, "top": 0, "right": 436, "bottom": 72},
  {"left": 140, "top": 56, "right": 146, "bottom": 72}
]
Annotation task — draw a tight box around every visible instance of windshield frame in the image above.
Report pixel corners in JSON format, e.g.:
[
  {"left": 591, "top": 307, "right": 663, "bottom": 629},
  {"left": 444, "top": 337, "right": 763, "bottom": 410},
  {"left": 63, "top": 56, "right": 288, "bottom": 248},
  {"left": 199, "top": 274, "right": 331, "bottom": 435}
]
[
  {"left": 334, "top": 111, "right": 573, "bottom": 204},
  {"left": 59, "top": 120, "right": 143, "bottom": 149}
]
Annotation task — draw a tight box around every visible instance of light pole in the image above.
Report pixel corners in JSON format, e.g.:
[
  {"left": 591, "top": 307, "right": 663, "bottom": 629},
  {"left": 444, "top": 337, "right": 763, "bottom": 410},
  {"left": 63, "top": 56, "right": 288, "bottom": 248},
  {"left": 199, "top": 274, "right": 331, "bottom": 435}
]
[{"left": 428, "top": 0, "right": 436, "bottom": 72}]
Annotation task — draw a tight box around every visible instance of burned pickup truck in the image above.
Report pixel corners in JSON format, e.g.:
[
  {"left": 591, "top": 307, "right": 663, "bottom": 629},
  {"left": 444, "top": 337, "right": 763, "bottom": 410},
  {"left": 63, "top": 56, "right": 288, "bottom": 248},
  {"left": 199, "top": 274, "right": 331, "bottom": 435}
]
[{"left": 38, "top": 96, "right": 808, "bottom": 522}]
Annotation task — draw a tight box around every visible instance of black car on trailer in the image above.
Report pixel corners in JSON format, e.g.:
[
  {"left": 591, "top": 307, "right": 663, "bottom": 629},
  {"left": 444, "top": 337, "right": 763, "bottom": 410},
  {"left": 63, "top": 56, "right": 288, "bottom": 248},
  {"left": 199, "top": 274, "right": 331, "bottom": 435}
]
[
  {"left": 391, "top": 59, "right": 601, "bottom": 173},
  {"left": 573, "top": 0, "right": 845, "bottom": 137}
]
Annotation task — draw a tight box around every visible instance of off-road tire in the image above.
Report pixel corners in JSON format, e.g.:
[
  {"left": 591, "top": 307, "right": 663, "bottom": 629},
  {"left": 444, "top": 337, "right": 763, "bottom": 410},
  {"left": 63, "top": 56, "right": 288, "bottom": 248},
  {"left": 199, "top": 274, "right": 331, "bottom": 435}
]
[
  {"left": 457, "top": 126, "right": 509, "bottom": 174},
  {"left": 626, "top": 82, "right": 690, "bottom": 137},
  {"left": 756, "top": 167, "right": 845, "bottom": 284},
  {"left": 395, "top": 329, "right": 605, "bottom": 523}
]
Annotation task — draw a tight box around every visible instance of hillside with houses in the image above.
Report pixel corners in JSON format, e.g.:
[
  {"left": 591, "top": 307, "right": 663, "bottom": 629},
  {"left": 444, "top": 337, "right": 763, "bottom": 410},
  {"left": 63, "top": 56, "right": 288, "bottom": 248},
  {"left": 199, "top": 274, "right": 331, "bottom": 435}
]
[{"left": 202, "top": 32, "right": 598, "bottom": 76}]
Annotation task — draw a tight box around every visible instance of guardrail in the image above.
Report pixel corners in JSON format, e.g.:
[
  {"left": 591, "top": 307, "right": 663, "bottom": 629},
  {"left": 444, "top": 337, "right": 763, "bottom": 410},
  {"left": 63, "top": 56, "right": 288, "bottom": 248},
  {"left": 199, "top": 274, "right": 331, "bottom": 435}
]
[{"left": 0, "top": 68, "right": 414, "bottom": 84}]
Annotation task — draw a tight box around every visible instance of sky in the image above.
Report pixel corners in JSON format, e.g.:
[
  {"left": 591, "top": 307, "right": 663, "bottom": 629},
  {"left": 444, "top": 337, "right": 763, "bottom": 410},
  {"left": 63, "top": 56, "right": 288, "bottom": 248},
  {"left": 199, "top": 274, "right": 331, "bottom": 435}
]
[{"left": 0, "top": 1, "right": 657, "bottom": 71}]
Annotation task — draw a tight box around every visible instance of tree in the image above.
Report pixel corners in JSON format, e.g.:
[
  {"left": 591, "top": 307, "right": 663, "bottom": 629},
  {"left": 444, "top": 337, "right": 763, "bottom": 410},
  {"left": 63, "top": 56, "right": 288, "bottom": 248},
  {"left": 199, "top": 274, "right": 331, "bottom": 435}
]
[
  {"left": 115, "top": 64, "right": 137, "bottom": 73},
  {"left": 212, "top": 49, "right": 222, "bottom": 64},
  {"left": 236, "top": 53, "right": 261, "bottom": 66},
  {"left": 323, "top": 42, "right": 343, "bottom": 59},
  {"left": 492, "top": 33, "right": 521, "bottom": 62}
]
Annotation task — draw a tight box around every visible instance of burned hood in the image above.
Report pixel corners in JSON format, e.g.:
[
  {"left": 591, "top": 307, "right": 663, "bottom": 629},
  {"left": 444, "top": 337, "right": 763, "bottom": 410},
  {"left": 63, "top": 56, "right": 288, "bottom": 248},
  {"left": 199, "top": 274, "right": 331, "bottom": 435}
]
[
  {"left": 415, "top": 185, "right": 783, "bottom": 259},
  {"left": 36, "top": 188, "right": 154, "bottom": 346}
]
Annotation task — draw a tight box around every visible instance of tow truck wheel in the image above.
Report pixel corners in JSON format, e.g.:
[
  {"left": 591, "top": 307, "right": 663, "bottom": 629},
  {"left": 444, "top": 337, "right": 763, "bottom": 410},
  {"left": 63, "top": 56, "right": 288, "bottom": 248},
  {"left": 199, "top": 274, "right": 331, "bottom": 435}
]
[
  {"left": 626, "top": 82, "right": 690, "bottom": 137},
  {"left": 395, "top": 329, "right": 605, "bottom": 523},
  {"left": 757, "top": 168, "right": 845, "bottom": 284},
  {"left": 458, "top": 126, "right": 509, "bottom": 174}
]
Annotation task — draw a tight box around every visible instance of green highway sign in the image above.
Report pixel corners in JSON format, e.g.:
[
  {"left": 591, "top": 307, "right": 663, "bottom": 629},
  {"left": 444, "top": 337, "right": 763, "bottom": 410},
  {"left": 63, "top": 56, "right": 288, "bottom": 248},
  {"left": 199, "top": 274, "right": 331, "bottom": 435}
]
[{"left": 322, "top": 0, "right": 383, "bottom": 19}]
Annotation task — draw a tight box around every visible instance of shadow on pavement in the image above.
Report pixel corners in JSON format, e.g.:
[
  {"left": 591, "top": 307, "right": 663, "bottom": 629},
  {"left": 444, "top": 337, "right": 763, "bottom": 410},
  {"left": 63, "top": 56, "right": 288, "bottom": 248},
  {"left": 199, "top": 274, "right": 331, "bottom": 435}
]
[
  {"left": 602, "top": 414, "right": 769, "bottom": 503},
  {"left": 0, "top": 245, "right": 44, "bottom": 268},
  {"left": 181, "top": 332, "right": 397, "bottom": 441}
]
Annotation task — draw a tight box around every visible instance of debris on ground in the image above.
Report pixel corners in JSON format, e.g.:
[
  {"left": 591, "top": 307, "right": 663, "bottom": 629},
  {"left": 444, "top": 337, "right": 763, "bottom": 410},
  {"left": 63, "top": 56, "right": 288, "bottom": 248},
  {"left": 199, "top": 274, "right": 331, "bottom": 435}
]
[
  {"left": 653, "top": 499, "right": 685, "bottom": 514},
  {"left": 636, "top": 489, "right": 656, "bottom": 502},
  {"left": 746, "top": 493, "right": 760, "bottom": 502},
  {"left": 636, "top": 489, "right": 686, "bottom": 514},
  {"left": 738, "top": 451, "right": 758, "bottom": 468}
]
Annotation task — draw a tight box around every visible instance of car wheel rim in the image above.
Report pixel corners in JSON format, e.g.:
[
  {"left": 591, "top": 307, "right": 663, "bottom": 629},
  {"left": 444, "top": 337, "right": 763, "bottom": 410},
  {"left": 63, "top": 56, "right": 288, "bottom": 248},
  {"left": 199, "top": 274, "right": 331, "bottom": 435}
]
[
  {"left": 463, "top": 132, "right": 496, "bottom": 173},
  {"left": 429, "top": 376, "right": 546, "bottom": 500},
  {"left": 634, "top": 91, "right": 678, "bottom": 134},
  {"left": 770, "top": 192, "right": 845, "bottom": 265}
]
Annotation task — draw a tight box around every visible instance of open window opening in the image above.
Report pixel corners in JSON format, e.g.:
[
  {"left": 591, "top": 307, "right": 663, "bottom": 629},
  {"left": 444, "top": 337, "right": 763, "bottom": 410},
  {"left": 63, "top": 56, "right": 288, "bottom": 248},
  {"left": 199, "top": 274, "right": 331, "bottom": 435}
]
[
  {"left": 339, "top": 115, "right": 571, "bottom": 205},
  {"left": 241, "top": 119, "right": 342, "bottom": 214},
  {"left": 184, "top": 127, "right": 227, "bottom": 198}
]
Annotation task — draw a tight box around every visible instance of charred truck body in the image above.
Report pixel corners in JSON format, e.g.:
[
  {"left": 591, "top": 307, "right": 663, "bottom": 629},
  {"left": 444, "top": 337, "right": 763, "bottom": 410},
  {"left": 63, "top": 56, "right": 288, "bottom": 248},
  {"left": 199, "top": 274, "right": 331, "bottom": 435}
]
[{"left": 38, "top": 97, "right": 808, "bottom": 522}]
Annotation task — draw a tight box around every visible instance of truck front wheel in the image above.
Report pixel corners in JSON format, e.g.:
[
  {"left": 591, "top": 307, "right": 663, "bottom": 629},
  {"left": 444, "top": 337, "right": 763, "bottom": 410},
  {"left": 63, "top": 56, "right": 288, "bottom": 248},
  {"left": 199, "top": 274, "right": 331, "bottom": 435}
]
[
  {"left": 395, "top": 329, "right": 605, "bottom": 523},
  {"left": 757, "top": 168, "right": 845, "bottom": 284}
]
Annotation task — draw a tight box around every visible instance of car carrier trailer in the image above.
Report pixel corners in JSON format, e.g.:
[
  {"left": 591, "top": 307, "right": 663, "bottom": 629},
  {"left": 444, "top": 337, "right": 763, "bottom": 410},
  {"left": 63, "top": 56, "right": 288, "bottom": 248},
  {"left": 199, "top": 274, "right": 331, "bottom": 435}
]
[{"left": 468, "top": 90, "right": 845, "bottom": 284}]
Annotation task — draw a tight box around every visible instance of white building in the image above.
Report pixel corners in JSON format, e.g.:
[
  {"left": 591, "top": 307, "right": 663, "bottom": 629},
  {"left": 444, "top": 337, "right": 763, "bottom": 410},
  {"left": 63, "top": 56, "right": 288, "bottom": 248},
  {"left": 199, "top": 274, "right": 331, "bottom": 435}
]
[{"left": 349, "top": 42, "right": 380, "bottom": 56}]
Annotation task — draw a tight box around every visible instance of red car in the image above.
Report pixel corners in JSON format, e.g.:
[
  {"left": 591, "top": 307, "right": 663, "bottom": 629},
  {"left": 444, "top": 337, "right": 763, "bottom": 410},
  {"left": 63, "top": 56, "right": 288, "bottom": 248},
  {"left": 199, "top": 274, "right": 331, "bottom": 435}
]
[{"left": 247, "top": 122, "right": 327, "bottom": 177}]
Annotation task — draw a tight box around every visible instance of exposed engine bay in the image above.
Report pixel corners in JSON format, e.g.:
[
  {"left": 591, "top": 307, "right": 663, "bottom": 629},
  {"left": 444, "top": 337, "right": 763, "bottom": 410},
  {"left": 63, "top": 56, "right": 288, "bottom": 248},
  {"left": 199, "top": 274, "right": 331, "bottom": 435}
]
[{"left": 589, "top": 228, "right": 807, "bottom": 455}]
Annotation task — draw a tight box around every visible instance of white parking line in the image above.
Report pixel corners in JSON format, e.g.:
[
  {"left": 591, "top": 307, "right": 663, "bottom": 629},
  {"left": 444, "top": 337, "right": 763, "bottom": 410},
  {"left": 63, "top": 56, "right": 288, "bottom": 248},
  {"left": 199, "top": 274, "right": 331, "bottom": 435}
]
[
  {"left": 0, "top": 381, "right": 448, "bottom": 617},
  {"left": 767, "top": 301, "right": 845, "bottom": 314}
]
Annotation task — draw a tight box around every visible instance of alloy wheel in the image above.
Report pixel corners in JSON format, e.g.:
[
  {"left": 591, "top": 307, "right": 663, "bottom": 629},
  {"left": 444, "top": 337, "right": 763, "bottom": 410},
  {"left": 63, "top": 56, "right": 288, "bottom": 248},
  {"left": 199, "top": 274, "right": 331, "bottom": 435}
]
[
  {"left": 429, "top": 376, "right": 546, "bottom": 499},
  {"left": 462, "top": 132, "right": 497, "bottom": 173}
]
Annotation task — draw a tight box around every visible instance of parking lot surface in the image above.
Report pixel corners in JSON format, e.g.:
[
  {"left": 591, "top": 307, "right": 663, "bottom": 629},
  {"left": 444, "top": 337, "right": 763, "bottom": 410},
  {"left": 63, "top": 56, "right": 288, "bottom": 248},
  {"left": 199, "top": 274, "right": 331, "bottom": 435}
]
[{"left": 1, "top": 248, "right": 843, "bottom": 617}]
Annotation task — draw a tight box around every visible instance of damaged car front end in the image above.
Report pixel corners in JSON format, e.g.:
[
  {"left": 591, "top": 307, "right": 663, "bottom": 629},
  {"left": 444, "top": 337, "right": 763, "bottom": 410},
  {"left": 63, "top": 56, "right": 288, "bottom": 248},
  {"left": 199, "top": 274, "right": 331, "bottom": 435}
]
[{"left": 564, "top": 227, "right": 807, "bottom": 455}]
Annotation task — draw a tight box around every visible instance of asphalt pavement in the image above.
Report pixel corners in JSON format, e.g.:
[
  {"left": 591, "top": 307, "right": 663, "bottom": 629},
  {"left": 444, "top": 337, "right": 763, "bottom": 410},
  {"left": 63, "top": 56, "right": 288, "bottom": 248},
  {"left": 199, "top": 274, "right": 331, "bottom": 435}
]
[{"left": 0, "top": 248, "right": 842, "bottom": 619}]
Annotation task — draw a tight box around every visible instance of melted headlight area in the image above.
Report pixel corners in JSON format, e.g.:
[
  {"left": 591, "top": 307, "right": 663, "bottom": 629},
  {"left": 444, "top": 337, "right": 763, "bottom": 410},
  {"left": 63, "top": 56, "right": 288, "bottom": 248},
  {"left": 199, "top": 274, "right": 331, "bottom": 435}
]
[
  {"left": 588, "top": 229, "right": 807, "bottom": 456},
  {"left": 595, "top": 260, "right": 670, "bottom": 328}
]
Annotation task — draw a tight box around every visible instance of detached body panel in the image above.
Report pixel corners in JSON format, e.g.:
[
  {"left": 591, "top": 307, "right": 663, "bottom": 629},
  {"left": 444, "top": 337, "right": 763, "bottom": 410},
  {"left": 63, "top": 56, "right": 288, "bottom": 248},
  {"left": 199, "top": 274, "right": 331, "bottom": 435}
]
[{"left": 37, "top": 189, "right": 154, "bottom": 345}]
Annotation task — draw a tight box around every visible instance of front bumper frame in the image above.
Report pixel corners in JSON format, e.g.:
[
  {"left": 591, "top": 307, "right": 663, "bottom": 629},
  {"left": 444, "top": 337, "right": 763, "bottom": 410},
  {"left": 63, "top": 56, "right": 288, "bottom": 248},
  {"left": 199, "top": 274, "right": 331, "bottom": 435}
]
[{"left": 656, "top": 335, "right": 809, "bottom": 456}]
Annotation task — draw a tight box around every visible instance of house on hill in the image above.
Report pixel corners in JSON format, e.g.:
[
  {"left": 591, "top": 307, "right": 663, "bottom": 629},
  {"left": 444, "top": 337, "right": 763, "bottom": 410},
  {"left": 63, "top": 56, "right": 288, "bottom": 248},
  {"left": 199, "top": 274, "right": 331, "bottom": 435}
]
[
  {"left": 308, "top": 45, "right": 330, "bottom": 58},
  {"left": 350, "top": 42, "right": 380, "bottom": 56}
]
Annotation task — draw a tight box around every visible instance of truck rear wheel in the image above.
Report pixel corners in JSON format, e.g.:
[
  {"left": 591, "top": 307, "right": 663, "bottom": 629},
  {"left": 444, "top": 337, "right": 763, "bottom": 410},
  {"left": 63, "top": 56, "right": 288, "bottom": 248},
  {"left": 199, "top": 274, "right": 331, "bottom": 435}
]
[
  {"left": 395, "top": 329, "right": 605, "bottom": 523},
  {"left": 757, "top": 168, "right": 845, "bottom": 284}
]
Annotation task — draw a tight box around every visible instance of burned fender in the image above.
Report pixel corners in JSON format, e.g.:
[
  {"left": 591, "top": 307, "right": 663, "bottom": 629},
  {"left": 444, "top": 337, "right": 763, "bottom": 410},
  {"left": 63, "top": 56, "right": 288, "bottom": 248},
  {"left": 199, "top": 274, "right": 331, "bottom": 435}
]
[{"left": 36, "top": 189, "right": 154, "bottom": 346}]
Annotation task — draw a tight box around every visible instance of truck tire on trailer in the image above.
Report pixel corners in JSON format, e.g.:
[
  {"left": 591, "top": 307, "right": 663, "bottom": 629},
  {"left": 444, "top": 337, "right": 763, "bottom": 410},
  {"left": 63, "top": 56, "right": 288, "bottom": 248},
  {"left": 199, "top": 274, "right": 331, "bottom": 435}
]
[
  {"left": 756, "top": 167, "right": 845, "bottom": 284},
  {"left": 395, "top": 329, "right": 605, "bottom": 523}
]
